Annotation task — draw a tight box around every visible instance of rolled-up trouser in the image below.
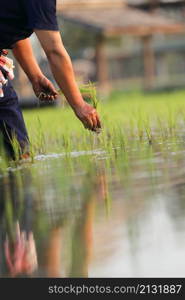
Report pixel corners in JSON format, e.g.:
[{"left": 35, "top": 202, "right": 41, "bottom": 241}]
[{"left": 0, "top": 79, "right": 29, "bottom": 159}]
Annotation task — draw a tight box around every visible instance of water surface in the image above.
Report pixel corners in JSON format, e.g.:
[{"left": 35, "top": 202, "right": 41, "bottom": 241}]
[{"left": 1, "top": 142, "right": 185, "bottom": 277}]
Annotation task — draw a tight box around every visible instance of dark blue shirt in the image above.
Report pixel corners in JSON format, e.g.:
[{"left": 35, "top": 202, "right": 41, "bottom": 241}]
[{"left": 0, "top": 0, "right": 59, "bottom": 49}]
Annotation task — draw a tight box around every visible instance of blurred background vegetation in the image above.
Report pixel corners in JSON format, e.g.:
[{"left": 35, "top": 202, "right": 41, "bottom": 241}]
[{"left": 11, "top": 0, "right": 185, "bottom": 106}]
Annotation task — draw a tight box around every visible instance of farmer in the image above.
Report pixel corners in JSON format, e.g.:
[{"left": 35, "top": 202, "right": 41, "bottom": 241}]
[{"left": 0, "top": 0, "right": 101, "bottom": 159}]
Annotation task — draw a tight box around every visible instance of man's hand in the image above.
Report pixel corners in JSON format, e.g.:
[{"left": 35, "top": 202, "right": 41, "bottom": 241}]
[
  {"left": 74, "top": 102, "right": 101, "bottom": 132},
  {"left": 32, "top": 76, "right": 58, "bottom": 101}
]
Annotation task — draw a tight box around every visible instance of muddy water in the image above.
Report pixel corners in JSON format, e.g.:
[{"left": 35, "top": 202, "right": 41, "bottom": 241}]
[{"left": 1, "top": 144, "right": 185, "bottom": 277}]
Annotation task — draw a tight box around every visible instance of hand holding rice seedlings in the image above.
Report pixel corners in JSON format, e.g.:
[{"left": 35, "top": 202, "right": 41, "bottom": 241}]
[{"left": 58, "top": 81, "right": 101, "bottom": 134}]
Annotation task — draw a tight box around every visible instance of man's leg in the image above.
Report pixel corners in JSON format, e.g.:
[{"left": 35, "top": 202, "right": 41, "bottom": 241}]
[{"left": 0, "top": 80, "right": 29, "bottom": 159}]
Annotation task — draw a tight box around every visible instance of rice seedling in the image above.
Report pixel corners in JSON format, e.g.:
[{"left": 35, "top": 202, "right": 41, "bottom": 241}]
[
  {"left": 21, "top": 89, "right": 185, "bottom": 163},
  {"left": 58, "top": 81, "right": 99, "bottom": 108},
  {"left": 1, "top": 85, "right": 185, "bottom": 175}
]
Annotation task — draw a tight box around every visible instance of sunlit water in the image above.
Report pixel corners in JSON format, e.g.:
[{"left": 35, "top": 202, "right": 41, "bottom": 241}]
[{"left": 1, "top": 141, "right": 185, "bottom": 277}]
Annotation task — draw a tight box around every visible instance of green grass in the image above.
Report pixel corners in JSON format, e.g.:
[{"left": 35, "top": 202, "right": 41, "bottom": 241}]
[
  {"left": 1, "top": 88, "right": 185, "bottom": 173},
  {"left": 21, "top": 89, "right": 185, "bottom": 156}
]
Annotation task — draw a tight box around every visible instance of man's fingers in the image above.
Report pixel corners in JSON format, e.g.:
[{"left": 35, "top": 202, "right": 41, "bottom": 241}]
[
  {"left": 81, "top": 115, "right": 102, "bottom": 132},
  {"left": 84, "top": 117, "right": 93, "bottom": 130},
  {"left": 45, "top": 94, "right": 54, "bottom": 101},
  {"left": 38, "top": 92, "right": 56, "bottom": 102},
  {"left": 47, "top": 82, "right": 58, "bottom": 97},
  {"left": 92, "top": 114, "right": 98, "bottom": 130},
  {"left": 50, "top": 95, "right": 55, "bottom": 101},
  {"left": 96, "top": 115, "right": 102, "bottom": 128},
  {"left": 75, "top": 104, "right": 102, "bottom": 133}
]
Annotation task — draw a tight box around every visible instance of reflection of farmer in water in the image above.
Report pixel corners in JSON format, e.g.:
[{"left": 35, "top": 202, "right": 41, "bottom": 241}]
[
  {"left": 0, "top": 170, "right": 38, "bottom": 277},
  {"left": 0, "top": 164, "right": 108, "bottom": 277},
  {"left": 4, "top": 223, "right": 37, "bottom": 277},
  {"left": 0, "top": 0, "right": 101, "bottom": 159}
]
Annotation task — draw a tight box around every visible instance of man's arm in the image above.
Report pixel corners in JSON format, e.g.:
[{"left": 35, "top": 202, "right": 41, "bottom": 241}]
[
  {"left": 35, "top": 30, "right": 101, "bottom": 132},
  {"left": 12, "top": 38, "right": 58, "bottom": 101}
]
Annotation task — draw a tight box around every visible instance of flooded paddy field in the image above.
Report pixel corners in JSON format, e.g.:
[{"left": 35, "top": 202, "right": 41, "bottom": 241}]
[{"left": 1, "top": 90, "right": 185, "bottom": 277}]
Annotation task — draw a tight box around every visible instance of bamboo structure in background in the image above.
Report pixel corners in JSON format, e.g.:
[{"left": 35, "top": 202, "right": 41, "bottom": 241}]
[
  {"left": 57, "top": 0, "right": 125, "bottom": 10},
  {"left": 58, "top": 1, "right": 185, "bottom": 92}
]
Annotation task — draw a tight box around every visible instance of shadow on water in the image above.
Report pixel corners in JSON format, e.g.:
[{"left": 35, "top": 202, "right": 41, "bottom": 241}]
[{"left": 1, "top": 143, "right": 185, "bottom": 277}]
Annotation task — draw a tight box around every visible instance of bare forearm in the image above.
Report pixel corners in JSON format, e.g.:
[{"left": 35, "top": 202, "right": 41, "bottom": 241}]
[
  {"left": 35, "top": 30, "right": 85, "bottom": 110},
  {"left": 47, "top": 49, "right": 84, "bottom": 110},
  {"left": 12, "top": 38, "right": 58, "bottom": 101},
  {"left": 34, "top": 30, "right": 101, "bottom": 132},
  {"left": 12, "top": 39, "right": 43, "bottom": 83}
]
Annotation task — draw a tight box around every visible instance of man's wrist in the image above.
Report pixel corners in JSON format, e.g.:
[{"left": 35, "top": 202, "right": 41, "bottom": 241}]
[
  {"left": 29, "top": 73, "right": 44, "bottom": 84},
  {"left": 70, "top": 98, "right": 86, "bottom": 111}
]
